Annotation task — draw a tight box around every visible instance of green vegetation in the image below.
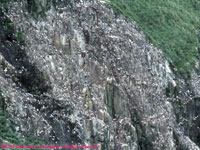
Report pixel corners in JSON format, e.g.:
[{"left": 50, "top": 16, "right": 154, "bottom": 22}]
[
  {"left": 31, "top": 85, "right": 42, "bottom": 95},
  {"left": 85, "top": 89, "right": 93, "bottom": 109},
  {"left": 27, "top": 0, "right": 70, "bottom": 19},
  {"left": 0, "top": 91, "right": 46, "bottom": 147},
  {"left": 0, "top": 0, "right": 11, "bottom": 13},
  {"left": 2, "top": 22, "right": 14, "bottom": 31},
  {"left": 0, "top": 112, "right": 46, "bottom": 147},
  {"left": 105, "top": 83, "right": 115, "bottom": 118},
  {"left": 1, "top": 2, "right": 26, "bottom": 46},
  {"left": 108, "top": 0, "right": 200, "bottom": 76},
  {"left": 27, "top": 0, "right": 51, "bottom": 19},
  {"left": 16, "top": 31, "right": 26, "bottom": 46},
  {"left": 3, "top": 21, "right": 26, "bottom": 46}
]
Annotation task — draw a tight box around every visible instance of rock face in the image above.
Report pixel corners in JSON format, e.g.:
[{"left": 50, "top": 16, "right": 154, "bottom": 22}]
[{"left": 0, "top": 0, "right": 200, "bottom": 149}]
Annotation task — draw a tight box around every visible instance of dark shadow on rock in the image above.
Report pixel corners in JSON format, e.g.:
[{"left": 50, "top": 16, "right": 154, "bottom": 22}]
[{"left": 0, "top": 13, "right": 50, "bottom": 95}]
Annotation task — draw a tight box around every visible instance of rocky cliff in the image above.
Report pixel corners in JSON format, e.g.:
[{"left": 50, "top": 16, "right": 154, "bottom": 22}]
[{"left": 1, "top": 0, "right": 200, "bottom": 150}]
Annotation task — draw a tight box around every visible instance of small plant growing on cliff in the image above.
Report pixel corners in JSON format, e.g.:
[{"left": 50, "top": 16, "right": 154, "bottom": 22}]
[
  {"left": 31, "top": 85, "right": 41, "bottom": 95},
  {"left": 16, "top": 31, "right": 26, "bottom": 46},
  {"left": 0, "top": 91, "right": 46, "bottom": 147}
]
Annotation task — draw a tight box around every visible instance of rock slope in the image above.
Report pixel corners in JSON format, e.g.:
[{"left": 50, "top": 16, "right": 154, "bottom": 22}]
[{"left": 0, "top": 0, "right": 200, "bottom": 149}]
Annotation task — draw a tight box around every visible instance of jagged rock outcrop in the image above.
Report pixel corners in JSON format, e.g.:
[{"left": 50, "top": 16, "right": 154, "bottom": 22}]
[{"left": 0, "top": 0, "right": 200, "bottom": 149}]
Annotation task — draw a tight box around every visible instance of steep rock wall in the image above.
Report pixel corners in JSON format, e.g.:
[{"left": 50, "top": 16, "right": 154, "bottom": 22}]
[{"left": 0, "top": 0, "right": 199, "bottom": 149}]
